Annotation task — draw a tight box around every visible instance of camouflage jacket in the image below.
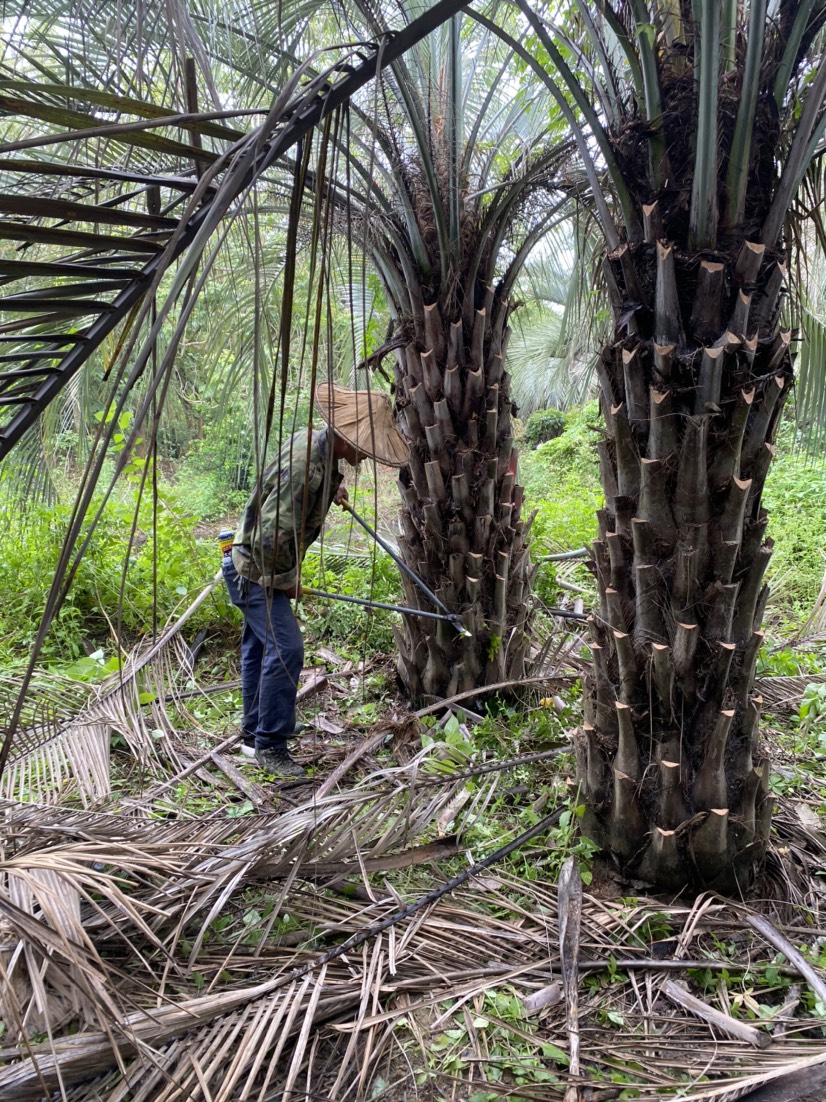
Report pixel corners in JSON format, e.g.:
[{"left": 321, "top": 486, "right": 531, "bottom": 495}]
[{"left": 232, "top": 429, "right": 343, "bottom": 590}]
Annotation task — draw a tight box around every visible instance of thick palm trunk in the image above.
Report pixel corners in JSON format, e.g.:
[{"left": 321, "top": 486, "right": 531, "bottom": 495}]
[
  {"left": 392, "top": 296, "right": 534, "bottom": 703},
  {"left": 579, "top": 230, "right": 790, "bottom": 892}
]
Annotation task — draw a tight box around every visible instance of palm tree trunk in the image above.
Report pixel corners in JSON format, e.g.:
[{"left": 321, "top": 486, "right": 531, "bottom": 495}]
[
  {"left": 581, "top": 232, "right": 790, "bottom": 892},
  {"left": 392, "top": 295, "right": 534, "bottom": 703}
]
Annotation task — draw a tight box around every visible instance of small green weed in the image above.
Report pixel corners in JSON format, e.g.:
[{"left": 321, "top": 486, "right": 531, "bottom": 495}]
[
  {"left": 756, "top": 645, "right": 823, "bottom": 678},
  {"left": 299, "top": 548, "right": 401, "bottom": 654},
  {"left": 760, "top": 420, "right": 826, "bottom": 629},
  {"left": 411, "top": 989, "right": 566, "bottom": 1100},
  {"left": 798, "top": 682, "right": 826, "bottom": 740},
  {"left": 0, "top": 474, "right": 227, "bottom": 663}
]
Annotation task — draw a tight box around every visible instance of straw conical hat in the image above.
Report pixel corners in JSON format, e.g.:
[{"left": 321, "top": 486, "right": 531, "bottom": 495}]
[{"left": 316, "top": 384, "right": 408, "bottom": 467}]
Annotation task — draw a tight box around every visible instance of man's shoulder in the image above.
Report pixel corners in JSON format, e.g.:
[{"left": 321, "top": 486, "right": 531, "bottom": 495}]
[
  {"left": 268, "top": 429, "right": 327, "bottom": 489},
  {"left": 277, "top": 428, "right": 326, "bottom": 460}
]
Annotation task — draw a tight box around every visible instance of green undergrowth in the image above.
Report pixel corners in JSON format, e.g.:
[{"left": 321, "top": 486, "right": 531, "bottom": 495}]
[
  {"left": 299, "top": 539, "right": 402, "bottom": 655},
  {"left": 0, "top": 477, "right": 229, "bottom": 666},
  {"left": 519, "top": 400, "right": 603, "bottom": 555},
  {"left": 760, "top": 420, "right": 826, "bottom": 631},
  {"left": 761, "top": 679, "right": 826, "bottom": 804},
  {"left": 518, "top": 401, "right": 602, "bottom": 609},
  {"left": 0, "top": 464, "right": 407, "bottom": 671}
]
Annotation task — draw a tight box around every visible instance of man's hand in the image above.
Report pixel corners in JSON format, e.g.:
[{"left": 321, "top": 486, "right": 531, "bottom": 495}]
[
  {"left": 333, "top": 484, "right": 349, "bottom": 508},
  {"left": 283, "top": 583, "right": 304, "bottom": 600}
]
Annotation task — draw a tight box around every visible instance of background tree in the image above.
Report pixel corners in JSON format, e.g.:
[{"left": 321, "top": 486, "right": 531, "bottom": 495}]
[
  {"left": 308, "top": 6, "right": 581, "bottom": 702},
  {"left": 491, "top": 0, "right": 826, "bottom": 891}
]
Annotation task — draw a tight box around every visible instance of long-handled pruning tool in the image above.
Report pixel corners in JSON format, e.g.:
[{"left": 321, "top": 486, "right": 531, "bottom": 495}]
[
  {"left": 306, "top": 502, "right": 588, "bottom": 631},
  {"left": 315, "top": 502, "right": 469, "bottom": 635},
  {"left": 302, "top": 586, "right": 466, "bottom": 627}
]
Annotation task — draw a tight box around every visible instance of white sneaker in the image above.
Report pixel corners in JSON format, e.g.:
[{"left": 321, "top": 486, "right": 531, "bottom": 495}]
[{"left": 239, "top": 724, "right": 306, "bottom": 758}]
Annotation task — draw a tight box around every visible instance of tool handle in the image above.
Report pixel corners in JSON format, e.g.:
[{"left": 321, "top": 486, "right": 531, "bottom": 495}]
[
  {"left": 341, "top": 502, "right": 452, "bottom": 617},
  {"left": 303, "top": 586, "right": 461, "bottom": 625}
]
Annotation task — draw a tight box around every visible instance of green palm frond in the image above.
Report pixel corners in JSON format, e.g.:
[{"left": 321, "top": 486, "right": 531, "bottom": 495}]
[
  {"left": 0, "top": 424, "right": 56, "bottom": 507},
  {"left": 508, "top": 309, "right": 597, "bottom": 414}
]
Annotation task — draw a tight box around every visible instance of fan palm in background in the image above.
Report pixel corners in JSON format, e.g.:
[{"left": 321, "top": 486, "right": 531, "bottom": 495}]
[
  {"left": 288, "top": 3, "right": 586, "bottom": 703},
  {"left": 507, "top": 218, "right": 607, "bottom": 415}
]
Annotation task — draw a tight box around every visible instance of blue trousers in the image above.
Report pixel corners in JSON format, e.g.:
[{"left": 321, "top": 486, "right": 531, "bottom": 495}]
[{"left": 222, "top": 558, "right": 304, "bottom": 751}]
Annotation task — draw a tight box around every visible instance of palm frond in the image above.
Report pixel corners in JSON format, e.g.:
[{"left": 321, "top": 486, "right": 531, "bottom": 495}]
[
  {"left": 0, "top": 736, "right": 500, "bottom": 1086},
  {"left": 3, "top": 823, "right": 826, "bottom": 1099},
  {"left": 508, "top": 219, "right": 606, "bottom": 414}
]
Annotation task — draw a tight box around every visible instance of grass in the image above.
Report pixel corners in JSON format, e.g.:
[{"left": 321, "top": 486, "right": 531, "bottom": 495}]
[
  {"left": 760, "top": 419, "right": 826, "bottom": 631},
  {"left": 518, "top": 400, "right": 604, "bottom": 555}
]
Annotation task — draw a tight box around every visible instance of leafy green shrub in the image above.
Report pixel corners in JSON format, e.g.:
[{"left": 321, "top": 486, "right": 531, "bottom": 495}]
[
  {"left": 760, "top": 420, "right": 826, "bottom": 629},
  {"left": 520, "top": 401, "right": 603, "bottom": 553},
  {"left": 533, "top": 560, "right": 559, "bottom": 605},
  {"left": 522, "top": 407, "right": 567, "bottom": 448},
  {"left": 798, "top": 682, "right": 826, "bottom": 741},
  {"left": 299, "top": 547, "right": 402, "bottom": 654},
  {"left": 0, "top": 478, "right": 230, "bottom": 664},
  {"left": 174, "top": 402, "right": 255, "bottom": 520}
]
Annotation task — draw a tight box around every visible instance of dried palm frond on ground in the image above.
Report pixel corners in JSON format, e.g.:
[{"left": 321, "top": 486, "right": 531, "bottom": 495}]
[
  {"left": 1, "top": 575, "right": 826, "bottom": 1099},
  {"left": 2, "top": 741, "right": 826, "bottom": 1101}
]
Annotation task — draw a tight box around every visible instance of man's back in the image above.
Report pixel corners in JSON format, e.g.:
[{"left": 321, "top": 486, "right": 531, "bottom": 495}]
[{"left": 232, "top": 429, "right": 341, "bottom": 590}]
